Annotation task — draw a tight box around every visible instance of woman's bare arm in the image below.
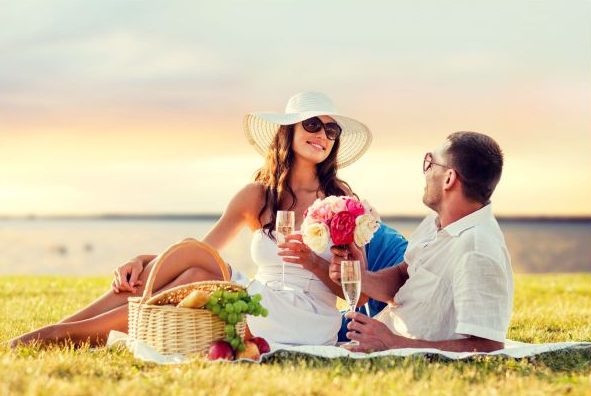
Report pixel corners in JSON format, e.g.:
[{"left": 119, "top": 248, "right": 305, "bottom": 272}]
[{"left": 202, "top": 182, "right": 264, "bottom": 251}]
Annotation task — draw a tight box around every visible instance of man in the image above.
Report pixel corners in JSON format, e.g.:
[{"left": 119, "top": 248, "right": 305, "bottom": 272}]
[{"left": 330, "top": 131, "right": 513, "bottom": 353}]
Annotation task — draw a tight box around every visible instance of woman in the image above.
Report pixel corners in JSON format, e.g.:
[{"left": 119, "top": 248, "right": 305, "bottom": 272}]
[{"left": 10, "top": 91, "right": 372, "bottom": 347}]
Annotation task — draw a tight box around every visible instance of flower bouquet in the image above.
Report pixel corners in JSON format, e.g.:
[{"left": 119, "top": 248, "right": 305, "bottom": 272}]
[{"left": 301, "top": 196, "right": 380, "bottom": 254}]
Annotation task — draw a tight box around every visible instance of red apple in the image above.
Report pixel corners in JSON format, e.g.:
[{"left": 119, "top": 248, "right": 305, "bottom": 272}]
[
  {"left": 207, "top": 340, "right": 234, "bottom": 361},
  {"left": 236, "top": 340, "right": 261, "bottom": 361},
  {"left": 250, "top": 336, "right": 271, "bottom": 354}
]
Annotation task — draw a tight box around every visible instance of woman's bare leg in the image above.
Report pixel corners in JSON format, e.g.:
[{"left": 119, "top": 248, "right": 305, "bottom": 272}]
[
  {"left": 10, "top": 266, "right": 222, "bottom": 348},
  {"left": 59, "top": 242, "right": 226, "bottom": 324}
]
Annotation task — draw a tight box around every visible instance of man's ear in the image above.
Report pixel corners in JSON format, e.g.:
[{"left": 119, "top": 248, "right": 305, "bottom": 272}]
[{"left": 443, "top": 169, "right": 458, "bottom": 190}]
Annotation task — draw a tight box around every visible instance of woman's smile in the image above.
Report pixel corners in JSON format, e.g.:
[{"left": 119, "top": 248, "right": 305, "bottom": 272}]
[{"left": 306, "top": 140, "right": 326, "bottom": 152}]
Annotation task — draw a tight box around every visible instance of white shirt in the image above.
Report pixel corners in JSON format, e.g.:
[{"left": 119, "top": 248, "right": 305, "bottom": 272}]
[{"left": 377, "top": 204, "right": 513, "bottom": 343}]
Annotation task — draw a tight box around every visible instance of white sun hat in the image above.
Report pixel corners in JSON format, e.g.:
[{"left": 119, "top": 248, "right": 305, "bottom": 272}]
[{"left": 243, "top": 91, "right": 372, "bottom": 168}]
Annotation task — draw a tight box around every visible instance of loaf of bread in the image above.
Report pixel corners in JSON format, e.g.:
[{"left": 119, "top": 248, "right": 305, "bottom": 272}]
[
  {"left": 146, "top": 281, "right": 244, "bottom": 305},
  {"left": 177, "top": 290, "right": 210, "bottom": 309}
]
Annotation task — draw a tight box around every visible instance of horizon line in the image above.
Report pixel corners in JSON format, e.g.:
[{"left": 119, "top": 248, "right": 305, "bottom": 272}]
[{"left": 1, "top": 213, "right": 591, "bottom": 223}]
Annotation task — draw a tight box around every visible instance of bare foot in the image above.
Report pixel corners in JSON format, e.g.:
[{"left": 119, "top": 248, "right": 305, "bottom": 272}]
[{"left": 9, "top": 325, "right": 57, "bottom": 349}]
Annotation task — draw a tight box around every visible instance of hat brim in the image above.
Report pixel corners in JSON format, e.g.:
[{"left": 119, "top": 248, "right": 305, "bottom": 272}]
[{"left": 243, "top": 112, "right": 372, "bottom": 168}]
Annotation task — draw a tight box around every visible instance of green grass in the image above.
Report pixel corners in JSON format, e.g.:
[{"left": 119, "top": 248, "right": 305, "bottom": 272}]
[{"left": 1, "top": 274, "right": 590, "bottom": 395}]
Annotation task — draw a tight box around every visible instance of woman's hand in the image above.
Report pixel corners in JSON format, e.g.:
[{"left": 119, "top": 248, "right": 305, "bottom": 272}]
[
  {"left": 112, "top": 256, "right": 146, "bottom": 294},
  {"left": 277, "top": 234, "right": 322, "bottom": 272}
]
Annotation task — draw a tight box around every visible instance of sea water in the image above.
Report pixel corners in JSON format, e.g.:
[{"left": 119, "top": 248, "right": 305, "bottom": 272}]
[{"left": 0, "top": 218, "right": 589, "bottom": 276}]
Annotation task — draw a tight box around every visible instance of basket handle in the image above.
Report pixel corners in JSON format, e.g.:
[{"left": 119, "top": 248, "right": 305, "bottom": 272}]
[{"left": 139, "top": 239, "right": 231, "bottom": 304}]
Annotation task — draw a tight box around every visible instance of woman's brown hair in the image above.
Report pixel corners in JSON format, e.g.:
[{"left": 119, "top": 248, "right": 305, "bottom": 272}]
[{"left": 253, "top": 124, "right": 354, "bottom": 241}]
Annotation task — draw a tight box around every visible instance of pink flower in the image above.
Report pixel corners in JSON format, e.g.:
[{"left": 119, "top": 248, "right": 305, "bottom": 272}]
[
  {"left": 308, "top": 205, "right": 332, "bottom": 224},
  {"left": 330, "top": 211, "right": 356, "bottom": 245},
  {"left": 302, "top": 195, "right": 379, "bottom": 252},
  {"left": 345, "top": 198, "right": 365, "bottom": 218}
]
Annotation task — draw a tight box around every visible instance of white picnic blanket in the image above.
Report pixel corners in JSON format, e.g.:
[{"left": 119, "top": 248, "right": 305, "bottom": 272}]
[{"left": 106, "top": 330, "right": 590, "bottom": 364}]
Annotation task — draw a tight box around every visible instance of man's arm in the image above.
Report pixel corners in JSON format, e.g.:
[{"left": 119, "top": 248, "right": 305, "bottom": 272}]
[
  {"left": 344, "top": 312, "right": 503, "bottom": 353},
  {"left": 329, "top": 243, "right": 409, "bottom": 304},
  {"left": 395, "top": 336, "right": 503, "bottom": 353},
  {"left": 361, "top": 263, "right": 408, "bottom": 304}
]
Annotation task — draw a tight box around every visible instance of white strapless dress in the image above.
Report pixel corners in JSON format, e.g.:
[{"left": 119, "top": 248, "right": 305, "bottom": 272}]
[{"left": 230, "top": 229, "right": 341, "bottom": 346}]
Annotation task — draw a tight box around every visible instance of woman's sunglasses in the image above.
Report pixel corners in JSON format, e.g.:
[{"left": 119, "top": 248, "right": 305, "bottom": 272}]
[{"left": 301, "top": 117, "right": 342, "bottom": 141}]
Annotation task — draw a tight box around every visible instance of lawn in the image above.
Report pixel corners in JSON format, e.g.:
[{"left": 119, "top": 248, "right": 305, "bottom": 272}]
[{"left": 1, "top": 274, "right": 590, "bottom": 395}]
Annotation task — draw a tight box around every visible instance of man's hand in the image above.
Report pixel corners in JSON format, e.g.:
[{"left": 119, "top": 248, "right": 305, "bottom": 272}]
[
  {"left": 342, "top": 311, "right": 505, "bottom": 353},
  {"left": 277, "top": 234, "right": 320, "bottom": 272},
  {"left": 341, "top": 311, "right": 398, "bottom": 353},
  {"left": 112, "top": 257, "right": 145, "bottom": 294},
  {"left": 329, "top": 243, "right": 367, "bottom": 285}
]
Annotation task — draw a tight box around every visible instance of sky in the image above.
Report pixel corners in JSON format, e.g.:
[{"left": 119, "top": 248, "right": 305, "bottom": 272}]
[{"left": 1, "top": 0, "right": 590, "bottom": 217}]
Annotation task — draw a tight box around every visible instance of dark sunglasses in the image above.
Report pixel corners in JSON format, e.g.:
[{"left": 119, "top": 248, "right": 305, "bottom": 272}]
[{"left": 301, "top": 117, "right": 342, "bottom": 141}]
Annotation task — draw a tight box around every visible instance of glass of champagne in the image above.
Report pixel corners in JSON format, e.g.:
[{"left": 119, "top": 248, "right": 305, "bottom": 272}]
[
  {"left": 341, "top": 260, "right": 361, "bottom": 346},
  {"left": 271, "top": 210, "right": 295, "bottom": 290}
]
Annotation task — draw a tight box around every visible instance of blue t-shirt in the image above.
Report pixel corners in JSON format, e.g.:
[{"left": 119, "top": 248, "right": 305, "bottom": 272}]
[{"left": 338, "top": 222, "right": 408, "bottom": 341}]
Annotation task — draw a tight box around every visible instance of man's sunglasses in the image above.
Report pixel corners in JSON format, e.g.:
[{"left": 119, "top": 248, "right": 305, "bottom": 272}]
[
  {"left": 301, "top": 117, "right": 342, "bottom": 141},
  {"left": 423, "top": 152, "right": 451, "bottom": 173},
  {"left": 423, "top": 152, "right": 463, "bottom": 179}
]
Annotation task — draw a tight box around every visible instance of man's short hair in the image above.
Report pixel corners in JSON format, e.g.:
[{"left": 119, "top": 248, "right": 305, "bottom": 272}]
[{"left": 446, "top": 131, "right": 504, "bottom": 204}]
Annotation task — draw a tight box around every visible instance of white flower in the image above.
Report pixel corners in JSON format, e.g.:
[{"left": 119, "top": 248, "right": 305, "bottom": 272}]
[
  {"left": 302, "top": 221, "right": 330, "bottom": 254},
  {"left": 354, "top": 214, "right": 380, "bottom": 246},
  {"left": 301, "top": 215, "right": 317, "bottom": 230},
  {"left": 361, "top": 199, "right": 381, "bottom": 221},
  {"left": 324, "top": 195, "right": 347, "bottom": 214},
  {"left": 310, "top": 198, "right": 323, "bottom": 210}
]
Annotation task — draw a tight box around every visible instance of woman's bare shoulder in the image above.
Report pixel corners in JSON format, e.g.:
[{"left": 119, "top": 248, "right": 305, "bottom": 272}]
[
  {"left": 227, "top": 182, "right": 266, "bottom": 213},
  {"left": 238, "top": 182, "right": 266, "bottom": 200},
  {"left": 230, "top": 182, "right": 267, "bottom": 229}
]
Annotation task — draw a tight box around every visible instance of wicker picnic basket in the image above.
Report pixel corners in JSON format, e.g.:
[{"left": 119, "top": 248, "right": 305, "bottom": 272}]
[{"left": 127, "top": 239, "right": 246, "bottom": 357}]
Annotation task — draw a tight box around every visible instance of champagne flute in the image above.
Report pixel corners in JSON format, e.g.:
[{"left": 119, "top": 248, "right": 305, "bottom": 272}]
[
  {"left": 341, "top": 260, "right": 361, "bottom": 346},
  {"left": 271, "top": 210, "right": 295, "bottom": 290}
]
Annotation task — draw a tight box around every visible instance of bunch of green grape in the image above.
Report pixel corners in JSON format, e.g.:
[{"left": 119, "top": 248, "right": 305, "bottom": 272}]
[{"left": 205, "top": 289, "right": 268, "bottom": 352}]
